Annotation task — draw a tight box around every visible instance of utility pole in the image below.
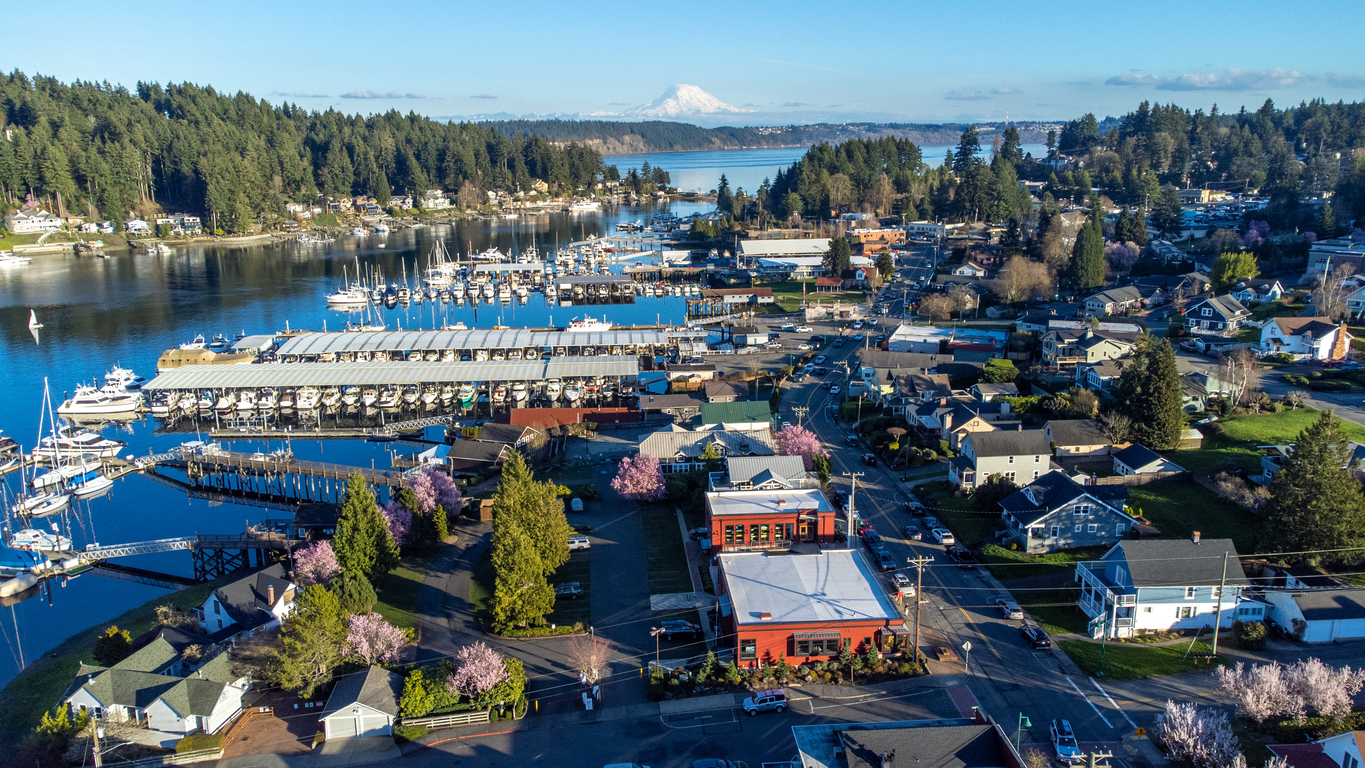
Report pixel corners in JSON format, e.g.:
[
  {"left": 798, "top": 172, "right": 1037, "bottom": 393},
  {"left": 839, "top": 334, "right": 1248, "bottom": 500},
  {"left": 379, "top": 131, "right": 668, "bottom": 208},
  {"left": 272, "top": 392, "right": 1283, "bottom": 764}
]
[
  {"left": 793, "top": 406, "right": 809, "bottom": 428},
  {"left": 847, "top": 471, "right": 864, "bottom": 547},
  {"left": 906, "top": 555, "right": 933, "bottom": 669},
  {"left": 91, "top": 720, "right": 102, "bottom": 768},
  {"left": 1211, "top": 550, "right": 1230, "bottom": 656}
]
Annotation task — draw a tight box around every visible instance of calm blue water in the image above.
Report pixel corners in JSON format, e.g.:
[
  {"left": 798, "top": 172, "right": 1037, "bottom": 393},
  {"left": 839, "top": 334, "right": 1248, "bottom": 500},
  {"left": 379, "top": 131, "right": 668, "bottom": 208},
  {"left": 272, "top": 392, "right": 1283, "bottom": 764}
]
[{"left": 0, "top": 200, "right": 710, "bottom": 687}]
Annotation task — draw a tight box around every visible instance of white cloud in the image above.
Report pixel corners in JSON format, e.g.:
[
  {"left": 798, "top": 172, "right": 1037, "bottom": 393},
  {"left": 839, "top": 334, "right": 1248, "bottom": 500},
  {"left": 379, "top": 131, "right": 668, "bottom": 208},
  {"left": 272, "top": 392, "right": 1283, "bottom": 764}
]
[
  {"left": 944, "top": 91, "right": 992, "bottom": 101},
  {"left": 990, "top": 87, "right": 1022, "bottom": 95},
  {"left": 470, "top": 94, "right": 498, "bottom": 100},
  {"left": 1327, "top": 73, "right": 1365, "bottom": 88},
  {"left": 1106, "top": 68, "right": 1311, "bottom": 91},
  {"left": 340, "top": 90, "right": 426, "bottom": 99},
  {"left": 782, "top": 101, "right": 813, "bottom": 107},
  {"left": 273, "top": 91, "right": 329, "bottom": 99}
]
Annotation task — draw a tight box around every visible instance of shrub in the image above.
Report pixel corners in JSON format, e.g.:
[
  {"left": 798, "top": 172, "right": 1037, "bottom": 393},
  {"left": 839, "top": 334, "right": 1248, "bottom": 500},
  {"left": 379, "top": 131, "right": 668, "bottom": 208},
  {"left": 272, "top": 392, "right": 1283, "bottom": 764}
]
[
  {"left": 393, "top": 725, "right": 429, "bottom": 743},
  {"left": 1233, "top": 620, "right": 1268, "bottom": 651}
]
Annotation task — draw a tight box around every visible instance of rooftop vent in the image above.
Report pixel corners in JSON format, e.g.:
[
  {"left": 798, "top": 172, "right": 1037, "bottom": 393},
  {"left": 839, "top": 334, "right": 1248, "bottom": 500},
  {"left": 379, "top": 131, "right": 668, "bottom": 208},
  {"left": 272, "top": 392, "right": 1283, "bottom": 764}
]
[
  {"left": 1192, "top": 531, "right": 1201, "bottom": 544},
  {"left": 759, "top": 611, "right": 772, "bottom": 621}
]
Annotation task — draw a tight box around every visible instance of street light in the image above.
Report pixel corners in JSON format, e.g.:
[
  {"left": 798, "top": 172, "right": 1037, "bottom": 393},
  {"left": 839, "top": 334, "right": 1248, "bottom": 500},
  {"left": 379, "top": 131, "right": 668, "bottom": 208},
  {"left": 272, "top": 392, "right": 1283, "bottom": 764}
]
[
  {"left": 650, "top": 626, "right": 665, "bottom": 667},
  {"left": 1015, "top": 713, "right": 1032, "bottom": 754}
]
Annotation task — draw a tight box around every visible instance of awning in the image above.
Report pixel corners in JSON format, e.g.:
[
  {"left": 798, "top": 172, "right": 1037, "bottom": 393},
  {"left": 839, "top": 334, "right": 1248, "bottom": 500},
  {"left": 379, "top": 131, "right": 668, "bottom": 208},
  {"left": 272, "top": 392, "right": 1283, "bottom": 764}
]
[{"left": 792, "top": 630, "right": 842, "bottom": 641}]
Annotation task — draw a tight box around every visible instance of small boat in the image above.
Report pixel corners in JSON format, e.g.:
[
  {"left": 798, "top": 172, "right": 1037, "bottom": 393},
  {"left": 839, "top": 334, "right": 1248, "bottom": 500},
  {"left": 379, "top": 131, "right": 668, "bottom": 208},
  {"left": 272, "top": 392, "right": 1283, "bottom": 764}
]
[
  {"left": 235, "top": 391, "right": 257, "bottom": 412},
  {"left": 545, "top": 380, "right": 563, "bottom": 400},
  {"left": 321, "top": 388, "right": 341, "bottom": 409},
  {"left": 10, "top": 523, "right": 73, "bottom": 552},
  {"left": 69, "top": 464, "right": 114, "bottom": 500},
  {"left": 56, "top": 385, "right": 142, "bottom": 416},
  {"left": 492, "top": 385, "right": 507, "bottom": 404},
  {"left": 279, "top": 390, "right": 296, "bottom": 411},
  {"left": 297, "top": 387, "right": 320, "bottom": 411},
  {"left": 377, "top": 389, "right": 400, "bottom": 410},
  {"left": 28, "top": 309, "right": 43, "bottom": 330},
  {"left": 564, "top": 384, "right": 581, "bottom": 403},
  {"left": 457, "top": 384, "right": 475, "bottom": 408},
  {"left": 361, "top": 389, "right": 378, "bottom": 407},
  {"left": 104, "top": 366, "right": 147, "bottom": 392},
  {"left": 512, "top": 383, "right": 528, "bottom": 402},
  {"left": 258, "top": 388, "right": 278, "bottom": 410},
  {"left": 341, "top": 387, "right": 360, "bottom": 406}
]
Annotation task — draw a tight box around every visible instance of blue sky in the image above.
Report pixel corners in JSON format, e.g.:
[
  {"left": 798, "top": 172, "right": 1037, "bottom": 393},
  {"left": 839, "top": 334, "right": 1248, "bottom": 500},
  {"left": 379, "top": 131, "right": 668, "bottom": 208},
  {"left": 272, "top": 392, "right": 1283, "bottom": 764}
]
[{"left": 6, "top": 0, "right": 1365, "bottom": 125}]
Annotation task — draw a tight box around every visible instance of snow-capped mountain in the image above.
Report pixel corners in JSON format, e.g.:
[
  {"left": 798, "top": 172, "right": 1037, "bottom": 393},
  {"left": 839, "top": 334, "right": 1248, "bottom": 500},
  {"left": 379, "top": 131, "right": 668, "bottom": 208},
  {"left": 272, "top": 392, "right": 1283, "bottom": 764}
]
[{"left": 625, "top": 84, "right": 750, "bottom": 119}]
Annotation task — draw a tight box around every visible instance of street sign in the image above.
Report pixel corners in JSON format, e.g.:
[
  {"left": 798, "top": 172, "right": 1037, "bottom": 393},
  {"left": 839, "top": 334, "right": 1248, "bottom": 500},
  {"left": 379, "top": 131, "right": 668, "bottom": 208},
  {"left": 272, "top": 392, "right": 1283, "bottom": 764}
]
[
  {"left": 962, "top": 641, "right": 972, "bottom": 651},
  {"left": 1135, "top": 727, "right": 1147, "bottom": 736}
]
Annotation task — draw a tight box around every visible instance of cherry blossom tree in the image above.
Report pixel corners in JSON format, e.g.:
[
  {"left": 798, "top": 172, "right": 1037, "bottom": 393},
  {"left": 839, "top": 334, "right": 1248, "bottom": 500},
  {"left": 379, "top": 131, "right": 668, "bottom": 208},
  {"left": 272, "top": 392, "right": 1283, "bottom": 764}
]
[
  {"left": 1155, "top": 700, "right": 1241, "bottom": 768},
  {"left": 344, "top": 612, "right": 405, "bottom": 665},
  {"left": 294, "top": 540, "right": 341, "bottom": 586},
  {"left": 1213, "top": 661, "right": 1303, "bottom": 724},
  {"left": 774, "top": 425, "right": 828, "bottom": 471},
  {"left": 447, "top": 642, "right": 509, "bottom": 700},
  {"left": 380, "top": 501, "right": 412, "bottom": 546},
  {"left": 1284, "top": 658, "right": 1365, "bottom": 719},
  {"left": 1104, "top": 242, "right": 1140, "bottom": 272},
  {"left": 610, "top": 454, "right": 665, "bottom": 501},
  {"left": 411, "top": 469, "right": 462, "bottom": 515}
]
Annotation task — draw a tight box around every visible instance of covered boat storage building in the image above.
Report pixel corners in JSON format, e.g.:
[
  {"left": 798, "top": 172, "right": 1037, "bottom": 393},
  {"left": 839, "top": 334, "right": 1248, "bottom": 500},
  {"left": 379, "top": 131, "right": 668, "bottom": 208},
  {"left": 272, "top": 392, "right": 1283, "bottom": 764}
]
[{"left": 273, "top": 329, "right": 673, "bottom": 362}]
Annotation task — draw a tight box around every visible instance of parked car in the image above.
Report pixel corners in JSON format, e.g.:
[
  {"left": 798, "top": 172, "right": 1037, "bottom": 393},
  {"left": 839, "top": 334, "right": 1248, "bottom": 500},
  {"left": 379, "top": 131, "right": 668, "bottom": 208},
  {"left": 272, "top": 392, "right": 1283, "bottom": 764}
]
[
  {"left": 902, "top": 525, "right": 922, "bottom": 541},
  {"left": 862, "top": 530, "right": 882, "bottom": 548},
  {"left": 874, "top": 549, "right": 897, "bottom": 572},
  {"left": 658, "top": 619, "right": 703, "bottom": 641},
  {"left": 829, "top": 385, "right": 841, "bottom": 394},
  {"left": 570, "top": 498, "right": 585, "bottom": 512},
  {"left": 832, "top": 489, "right": 849, "bottom": 509},
  {"left": 568, "top": 535, "right": 591, "bottom": 551},
  {"left": 797, "top": 343, "right": 813, "bottom": 350},
  {"left": 931, "top": 528, "right": 955, "bottom": 546},
  {"left": 861, "top": 453, "right": 878, "bottom": 467},
  {"left": 845, "top": 434, "right": 860, "bottom": 447},
  {"left": 1051, "top": 720, "right": 1083, "bottom": 764},
  {"left": 892, "top": 573, "right": 913, "bottom": 590},
  {"left": 945, "top": 545, "right": 978, "bottom": 568},
  {"left": 994, "top": 597, "right": 1025, "bottom": 620},
  {"left": 795, "top": 326, "right": 813, "bottom": 333},
  {"left": 1020, "top": 624, "right": 1052, "bottom": 649},
  {"left": 555, "top": 582, "right": 583, "bottom": 600},
  {"left": 742, "top": 689, "right": 787, "bottom": 715}
]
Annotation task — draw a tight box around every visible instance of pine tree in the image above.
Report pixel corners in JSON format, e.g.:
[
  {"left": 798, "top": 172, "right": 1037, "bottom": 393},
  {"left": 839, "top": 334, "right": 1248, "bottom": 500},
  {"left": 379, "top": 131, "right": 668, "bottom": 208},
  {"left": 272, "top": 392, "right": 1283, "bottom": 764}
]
[
  {"left": 272, "top": 585, "right": 348, "bottom": 697},
  {"left": 715, "top": 173, "right": 732, "bottom": 215},
  {"left": 333, "top": 473, "right": 399, "bottom": 583},
  {"left": 1068, "top": 215, "right": 1106, "bottom": 290},
  {"left": 329, "top": 570, "right": 377, "bottom": 615},
  {"left": 491, "top": 453, "right": 572, "bottom": 576},
  {"left": 1263, "top": 411, "right": 1365, "bottom": 563},
  {"left": 433, "top": 504, "right": 450, "bottom": 541},
  {"left": 1318, "top": 203, "right": 1338, "bottom": 239},
  {"left": 489, "top": 514, "right": 554, "bottom": 630},
  {"left": 1114, "top": 335, "right": 1185, "bottom": 449},
  {"left": 823, "top": 235, "right": 852, "bottom": 277}
]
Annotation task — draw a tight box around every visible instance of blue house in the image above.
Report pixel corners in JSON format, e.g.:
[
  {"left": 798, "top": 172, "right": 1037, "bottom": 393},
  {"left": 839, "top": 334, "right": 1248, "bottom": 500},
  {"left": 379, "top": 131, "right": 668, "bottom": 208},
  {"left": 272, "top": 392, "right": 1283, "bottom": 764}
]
[{"left": 1074, "top": 536, "right": 1259, "bottom": 639}]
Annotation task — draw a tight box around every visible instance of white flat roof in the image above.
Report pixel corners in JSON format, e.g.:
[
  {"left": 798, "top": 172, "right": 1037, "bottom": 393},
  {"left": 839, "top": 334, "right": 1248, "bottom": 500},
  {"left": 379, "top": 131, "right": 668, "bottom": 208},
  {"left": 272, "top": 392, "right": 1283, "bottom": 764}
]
[
  {"left": 739, "top": 239, "right": 831, "bottom": 257},
  {"left": 144, "top": 356, "right": 638, "bottom": 390},
  {"left": 720, "top": 549, "right": 901, "bottom": 626},
  {"left": 707, "top": 488, "right": 830, "bottom": 515},
  {"left": 757, "top": 256, "right": 825, "bottom": 266}
]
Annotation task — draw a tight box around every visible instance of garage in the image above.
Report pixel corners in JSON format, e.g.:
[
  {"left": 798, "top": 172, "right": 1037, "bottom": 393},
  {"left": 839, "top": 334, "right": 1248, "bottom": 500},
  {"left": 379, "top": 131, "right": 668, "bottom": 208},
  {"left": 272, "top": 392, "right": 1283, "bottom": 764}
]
[
  {"left": 1265, "top": 588, "right": 1365, "bottom": 643},
  {"left": 318, "top": 666, "right": 403, "bottom": 740}
]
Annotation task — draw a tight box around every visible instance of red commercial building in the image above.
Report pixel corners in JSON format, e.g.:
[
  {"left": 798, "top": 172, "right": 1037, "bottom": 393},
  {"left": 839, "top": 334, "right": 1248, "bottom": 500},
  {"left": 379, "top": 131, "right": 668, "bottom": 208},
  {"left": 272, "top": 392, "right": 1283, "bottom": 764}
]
[
  {"left": 706, "top": 483, "right": 836, "bottom": 552},
  {"left": 717, "top": 549, "right": 905, "bottom": 667}
]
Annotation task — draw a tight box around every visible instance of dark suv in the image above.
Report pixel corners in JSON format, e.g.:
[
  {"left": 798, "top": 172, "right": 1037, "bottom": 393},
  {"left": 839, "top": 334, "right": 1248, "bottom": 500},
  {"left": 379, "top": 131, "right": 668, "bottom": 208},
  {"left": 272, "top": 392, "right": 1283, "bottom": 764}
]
[{"left": 658, "top": 620, "right": 703, "bottom": 641}]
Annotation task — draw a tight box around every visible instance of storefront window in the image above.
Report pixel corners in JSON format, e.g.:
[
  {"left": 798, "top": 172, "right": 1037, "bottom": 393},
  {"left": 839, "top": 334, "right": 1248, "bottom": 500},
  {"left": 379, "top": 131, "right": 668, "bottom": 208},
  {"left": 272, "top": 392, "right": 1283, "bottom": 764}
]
[
  {"left": 759, "top": 524, "right": 770, "bottom": 542},
  {"left": 739, "top": 638, "right": 757, "bottom": 661}
]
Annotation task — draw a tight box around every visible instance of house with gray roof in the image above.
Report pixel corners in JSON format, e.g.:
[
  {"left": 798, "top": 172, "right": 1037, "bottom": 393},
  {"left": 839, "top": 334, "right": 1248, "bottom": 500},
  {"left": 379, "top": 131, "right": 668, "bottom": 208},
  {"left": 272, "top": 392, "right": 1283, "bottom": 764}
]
[
  {"left": 1075, "top": 359, "right": 1124, "bottom": 391},
  {"left": 792, "top": 717, "right": 1026, "bottom": 768},
  {"left": 1044, "top": 419, "right": 1111, "bottom": 459},
  {"left": 640, "top": 427, "right": 777, "bottom": 473},
  {"left": 1183, "top": 295, "right": 1252, "bottom": 334},
  {"left": 319, "top": 666, "right": 403, "bottom": 739},
  {"left": 1263, "top": 587, "right": 1365, "bottom": 643},
  {"left": 711, "top": 456, "right": 817, "bottom": 492},
  {"left": 949, "top": 429, "right": 1052, "bottom": 490},
  {"left": 1041, "top": 327, "right": 1137, "bottom": 366},
  {"left": 1075, "top": 537, "right": 1259, "bottom": 638},
  {"left": 1112, "top": 444, "right": 1184, "bottom": 475},
  {"left": 64, "top": 630, "right": 249, "bottom": 736},
  {"left": 1084, "top": 286, "right": 1146, "bottom": 317},
  {"left": 1229, "top": 278, "right": 1284, "bottom": 305},
  {"left": 999, "top": 470, "right": 1131, "bottom": 553},
  {"left": 196, "top": 564, "right": 296, "bottom": 639}
]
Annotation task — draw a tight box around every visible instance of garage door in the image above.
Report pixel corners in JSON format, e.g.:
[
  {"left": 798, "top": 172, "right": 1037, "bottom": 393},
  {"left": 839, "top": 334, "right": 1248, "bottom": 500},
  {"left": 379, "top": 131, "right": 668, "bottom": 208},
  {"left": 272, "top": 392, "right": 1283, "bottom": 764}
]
[
  {"left": 359, "top": 715, "right": 389, "bottom": 736},
  {"left": 327, "top": 716, "right": 357, "bottom": 739}
]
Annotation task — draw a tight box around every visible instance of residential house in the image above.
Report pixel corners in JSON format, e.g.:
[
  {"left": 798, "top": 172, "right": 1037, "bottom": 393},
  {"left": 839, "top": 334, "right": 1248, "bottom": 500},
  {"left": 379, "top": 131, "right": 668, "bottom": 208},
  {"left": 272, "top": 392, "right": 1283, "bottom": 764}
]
[
  {"left": 1041, "top": 327, "right": 1137, "bottom": 366},
  {"left": 404, "top": 442, "right": 511, "bottom": 475},
  {"left": 1016, "top": 312, "right": 1055, "bottom": 334},
  {"left": 710, "top": 456, "right": 818, "bottom": 492},
  {"left": 913, "top": 398, "right": 1013, "bottom": 450},
  {"left": 700, "top": 287, "right": 776, "bottom": 305},
  {"left": 1346, "top": 285, "right": 1365, "bottom": 319},
  {"left": 1112, "top": 444, "right": 1184, "bottom": 475},
  {"left": 292, "top": 503, "right": 339, "bottom": 541},
  {"left": 319, "top": 666, "right": 403, "bottom": 739},
  {"left": 1269, "top": 730, "right": 1365, "bottom": 768},
  {"left": 123, "top": 218, "right": 151, "bottom": 234},
  {"left": 1044, "top": 420, "right": 1111, "bottom": 459},
  {"left": 1263, "top": 588, "right": 1365, "bottom": 643},
  {"left": 5, "top": 209, "right": 63, "bottom": 233},
  {"left": 949, "top": 429, "right": 1051, "bottom": 490},
  {"left": 639, "top": 426, "right": 777, "bottom": 473},
  {"left": 1074, "top": 537, "right": 1258, "bottom": 639},
  {"left": 64, "top": 629, "right": 250, "bottom": 735},
  {"left": 1075, "top": 359, "right": 1124, "bottom": 391},
  {"left": 696, "top": 401, "right": 775, "bottom": 431},
  {"left": 698, "top": 381, "right": 746, "bottom": 405},
  {"left": 952, "top": 261, "right": 988, "bottom": 277},
  {"left": 1083, "top": 286, "right": 1146, "bottom": 317},
  {"left": 999, "top": 470, "right": 1132, "bottom": 554},
  {"left": 971, "top": 382, "right": 1019, "bottom": 402},
  {"left": 1230, "top": 279, "right": 1285, "bottom": 305},
  {"left": 1258, "top": 317, "right": 1353, "bottom": 360},
  {"left": 1183, "top": 295, "right": 1252, "bottom": 334},
  {"left": 1181, "top": 371, "right": 1237, "bottom": 412},
  {"left": 196, "top": 564, "right": 296, "bottom": 638},
  {"left": 707, "top": 485, "right": 836, "bottom": 551},
  {"left": 791, "top": 716, "right": 1028, "bottom": 768},
  {"left": 717, "top": 550, "right": 902, "bottom": 668},
  {"left": 1148, "top": 239, "right": 1191, "bottom": 264},
  {"left": 1133, "top": 271, "right": 1210, "bottom": 298},
  {"left": 638, "top": 393, "right": 705, "bottom": 422},
  {"left": 470, "top": 422, "right": 541, "bottom": 450},
  {"left": 421, "top": 189, "right": 453, "bottom": 209},
  {"left": 664, "top": 362, "right": 719, "bottom": 381}
]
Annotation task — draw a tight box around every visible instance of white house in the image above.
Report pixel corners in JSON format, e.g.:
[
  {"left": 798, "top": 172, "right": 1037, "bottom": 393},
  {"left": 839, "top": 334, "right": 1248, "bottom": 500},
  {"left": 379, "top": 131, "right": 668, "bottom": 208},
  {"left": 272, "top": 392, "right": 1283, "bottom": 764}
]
[
  {"left": 319, "top": 666, "right": 403, "bottom": 739},
  {"left": 1083, "top": 286, "right": 1145, "bottom": 317},
  {"left": 6, "top": 209, "right": 63, "bottom": 233},
  {"left": 1074, "top": 537, "right": 1260, "bottom": 639},
  {"left": 1258, "top": 317, "right": 1352, "bottom": 360},
  {"left": 196, "top": 564, "right": 295, "bottom": 638},
  {"left": 952, "top": 262, "right": 987, "bottom": 277},
  {"left": 1183, "top": 295, "right": 1252, "bottom": 334},
  {"left": 64, "top": 629, "right": 249, "bottom": 736},
  {"left": 123, "top": 218, "right": 151, "bottom": 234},
  {"left": 1229, "top": 279, "right": 1284, "bottom": 305},
  {"left": 421, "top": 189, "right": 453, "bottom": 210},
  {"left": 1263, "top": 588, "right": 1365, "bottom": 643},
  {"left": 1269, "top": 729, "right": 1365, "bottom": 768}
]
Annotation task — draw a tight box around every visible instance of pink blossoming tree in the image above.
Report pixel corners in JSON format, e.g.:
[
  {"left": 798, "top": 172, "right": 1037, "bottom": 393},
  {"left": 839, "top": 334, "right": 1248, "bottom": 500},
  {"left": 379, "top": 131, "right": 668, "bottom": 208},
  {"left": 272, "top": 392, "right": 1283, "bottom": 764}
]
[
  {"left": 293, "top": 540, "right": 340, "bottom": 586},
  {"left": 775, "top": 425, "right": 828, "bottom": 470},
  {"left": 446, "top": 642, "right": 508, "bottom": 700},
  {"left": 411, "top": 469, "right": 462, "bottom": 515},
  {"left": 610, "top": 453, "right": 665, "bottom": 501},
  {"left": 345, "top": 612, "right": 406, "bottom": 665},
  {"left": 380, "top": 501, "right": 412, "bottom": 545}
]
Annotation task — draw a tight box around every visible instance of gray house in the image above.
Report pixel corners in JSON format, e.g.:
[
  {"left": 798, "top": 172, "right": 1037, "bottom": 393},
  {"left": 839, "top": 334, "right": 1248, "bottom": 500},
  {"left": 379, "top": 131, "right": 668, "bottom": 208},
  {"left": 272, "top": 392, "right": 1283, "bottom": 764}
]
[
  {"left": 1074, "top": 537, "right": 1256, "bottom": 639},
  {"left": 999, "top": 471, "right": 1132, "bottom": 553}
]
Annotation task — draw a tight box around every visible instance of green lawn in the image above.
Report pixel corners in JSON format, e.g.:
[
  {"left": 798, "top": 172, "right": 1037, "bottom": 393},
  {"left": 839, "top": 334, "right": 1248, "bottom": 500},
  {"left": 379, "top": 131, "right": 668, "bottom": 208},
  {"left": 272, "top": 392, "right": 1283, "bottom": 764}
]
[
  {"left": 1058, "top": 639, "right": 1224, "bottom": 680},
  {"left": 374, "top": 560, "right": 429, "bottom": 631},
  {"left": 916, "top": 481, "right": 1000, "bottom": 546},
  {"left": 640, "top": 505, "right": 695, "bottom": 595},
  {"left": 469, "top": 551, "right": 495, "bottom": 622},
  {"left": 1018, "top": 588, "right": 1091, "bottom": 636},
  {"left": 1127, "top": 479, "right": 1260, "bottom": 550},
  {"left": 1167, "top": 407, "right": 1365, "bottom": 478},
  {"left": 979, "top": 545, "right": 1106, "bottom": 582},
  {"left": 763, "top": 279, "right": 869, "bottom": 311},
  {"left": 0, "top": 576, "right": 234, "bottom": 750},
  {"left": 547, "top": 551, "right": 592, "bottom": 627},
  {"left": 1251, "top": 301, "right": 1305, "bottom": 321}
]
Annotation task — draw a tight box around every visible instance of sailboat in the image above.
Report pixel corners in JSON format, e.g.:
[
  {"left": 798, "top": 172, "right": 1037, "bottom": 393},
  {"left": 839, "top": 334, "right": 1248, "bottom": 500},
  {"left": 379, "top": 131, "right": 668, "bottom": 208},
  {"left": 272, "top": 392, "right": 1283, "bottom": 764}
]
[{"left": 28, "top": 310, "right": 42, "bottom": 330}]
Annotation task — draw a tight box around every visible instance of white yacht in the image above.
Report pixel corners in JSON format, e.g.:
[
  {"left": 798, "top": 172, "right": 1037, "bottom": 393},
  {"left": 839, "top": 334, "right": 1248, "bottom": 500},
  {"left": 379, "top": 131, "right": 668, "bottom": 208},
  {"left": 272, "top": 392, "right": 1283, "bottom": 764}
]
[
  {"left": 35, "top": 427, "right": 124, "bottom": 459},
  {"left": 179, "top": 334, "right": 207, "bottom": 350},
  {"left": 326, "top": 288, "right": 369, "bottom": 306},
  {"left": 374, "top": 222, "right": 390, "bottom": 234},
  {"left": 235, "top": 391, "right": 257, "bottom": 412},
  {"left": 545, "top": 380, "right": 563, "bottom": 400},
  {"left": 103, "top": 366, "right": 147, "bottom": 392},
  {"left": 56, "top": 386, "right": 142, "bottom": 416},
  {"left": 0, "top": 252, "right": 33, "bottom": 267},
  {"left": 564, "top": 316, "right": 613, "bottom": 333},
  {"left": 512, "top": 383, "right": 528, "bottom": 402},
  {"left": 10, "top": 524, "right": 73, "bottom": 552},
  {"left": 361, "top": 389, "right": 378, "bottom": 408},
  {"left": 296, "top": 387, "right": 320, "bottom": 411}
]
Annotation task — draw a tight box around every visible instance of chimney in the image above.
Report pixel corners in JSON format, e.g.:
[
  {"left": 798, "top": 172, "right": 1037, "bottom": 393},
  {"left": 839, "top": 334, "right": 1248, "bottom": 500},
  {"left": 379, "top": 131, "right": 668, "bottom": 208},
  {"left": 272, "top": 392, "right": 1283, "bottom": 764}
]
[
  {"left": 268, "top": 585, "right": 275, "bottom": 605},
  {"left": 777, "top": 499, "right": 787, "bottom": 508},
  {"left": 759, "top": 612, "right": 772, "bottom": 621},
  {"left": 1192, "top": 531, "right": 1201, "bottom": 544}
]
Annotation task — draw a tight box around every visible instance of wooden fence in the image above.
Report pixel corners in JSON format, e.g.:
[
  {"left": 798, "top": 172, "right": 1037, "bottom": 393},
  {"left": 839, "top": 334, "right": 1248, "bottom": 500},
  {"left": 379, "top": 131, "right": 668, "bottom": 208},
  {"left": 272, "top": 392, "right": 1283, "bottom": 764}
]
[
  {"left": 400, "top": 710, "right": 491, "bottom": 728},
  {"left": 105, "top": 747, "right": 224, "bottom": 768}
]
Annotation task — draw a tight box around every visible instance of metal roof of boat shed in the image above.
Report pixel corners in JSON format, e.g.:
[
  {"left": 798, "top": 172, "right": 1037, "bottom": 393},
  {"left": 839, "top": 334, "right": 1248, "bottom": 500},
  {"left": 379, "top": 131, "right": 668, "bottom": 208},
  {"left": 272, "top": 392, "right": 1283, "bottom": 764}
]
[
  {"left": 275, "top": 329, "right": 670, "bottom": 356},
  {"left": 144, "top": 356, "right": 639, "bottom": 390}
]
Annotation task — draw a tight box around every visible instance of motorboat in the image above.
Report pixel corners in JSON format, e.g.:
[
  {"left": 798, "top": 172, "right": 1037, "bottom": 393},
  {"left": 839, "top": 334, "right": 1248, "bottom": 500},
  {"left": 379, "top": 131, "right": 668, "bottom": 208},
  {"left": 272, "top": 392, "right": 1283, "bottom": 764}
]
[
  {"left": 457, "top": 384, "right": 475, "bottom": 408},
  {"left": 351, "top": 227, "right": 367, "bottom": 237},
  {"left": 296, "top": 387, "right": 320, "bottom": 411},
  {"left": 179, "top": 334, "right": 207, "bottom": 350},
  {"left": 374, "top": 222, "right": 390, "bottom": 234},
  {"left": 377, "top": 389, "right": 400, "bottom": 409},
  {"left": 439, "top": 385, "right": 455, "bottom": 404},
  {"left": 0, "top": 252, "right": 33, "bottom": 267},
  {"left": 234, "top": 390, "right": 257, "bottom": 412},
  {"left": 31, "top": 460, "right": 96, "bottom": 490},
  {"left": 545, "top": 380, "right": 562, "bottom": 400},
  {"left": 512, "top": 383, "right": 528, "bottom": 403},
  {"left": 257, "top": 388, "right": 278, "bottom": 410},
  {"left": 341, "top": 387, "right": 360, "bottom": 406},
  {"left": 564, "top": 384, "right": 581, "bottom": 403},
  {"left": 279, "top": 390, "right": 296, "bottom": 411},
  {"left": 148, "top": 394, "right": 172, "bottom": 417},
  {"left": 35, "top": 427, "right": 125, "bottom": 459},
  {"left": 565, "top": 316, "right": 612, "bottom": 333},
  {"left": 215, "top": 394, "right": 234, "bottom": 412},
  {"left": 206, "top": 335, "right": 233, "bottom": 354},
  {"left": 56, "top": 385, "right": 142, "bottom": 416},
  {"left": 402, "top": 386, "right": 420, "bottom": 405},
  {"left": 361, "top": 389, "right": 378, "bottom": 408},
  {"left": 10, "top": 523, "right": 73, "bottom": 551},
  {"left": 104, "top": 366, "right": 147, "bottom": 392},
  {"left": 321, "top": 388, "right": 341, "bottom": 409},
  {"left": 179, "top": 393, "right": 198, "bottom": 413},
  {"left": 492, "top": 385, "right": 507, "bottom": 404},
  {"left": 68, "top": 465, "right": 114, "bottom": 500}
]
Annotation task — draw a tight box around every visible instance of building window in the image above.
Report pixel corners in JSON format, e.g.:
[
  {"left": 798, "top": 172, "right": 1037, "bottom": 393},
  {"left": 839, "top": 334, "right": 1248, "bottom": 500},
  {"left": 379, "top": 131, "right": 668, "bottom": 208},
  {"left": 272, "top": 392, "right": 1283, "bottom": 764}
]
[
  {"left": 1185, "top": 587, "right": 1197, "bottom": 599},
  {"left": 1074, "top": 524, "right": 1082, "bottom": 533},
  {"left": 1116, "top": 523, "right": 1127, "bottom": 536},
  {"left": 739, "top": 639, "right": 757, "bottom": 661},
  {"left": 1033, "top": 470, "right": 1040, "bottom": 480},
  {"left": 1087, "top": 524, "right": 1098, "bottom": 533},
  {"left": 1201, "top": 308, "right": 1211, "bottom": 317},
  {"left": 213, "top": 600, "right": 220, "bottom": 615},
  {"left": 216, "top": 619, "right": 222, "bottom": 629},
  {"left": 1008, "top": 456, "right": 1014, "bottom": 464},
  {"left": 1050, "top": 526, "right": 1059, "bottom": 538},
  {"left": 1003, "top": 472, "right": 1015, "bottom": 483},
  {"left": 725, "top": 525, "right": 741, "bottom": 544},
  {"left": 1179, "top": 607, "right": 1193, "bottom": 619},
  {"left": 793, "top": 637, "right": 841, "bottom": 656},
  {"left": 749, "top": 524, "right": 761, "bottom": 543},
  {"left": 1073, "top": 505, "right": 1090, "bottom": 516}
]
